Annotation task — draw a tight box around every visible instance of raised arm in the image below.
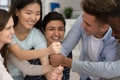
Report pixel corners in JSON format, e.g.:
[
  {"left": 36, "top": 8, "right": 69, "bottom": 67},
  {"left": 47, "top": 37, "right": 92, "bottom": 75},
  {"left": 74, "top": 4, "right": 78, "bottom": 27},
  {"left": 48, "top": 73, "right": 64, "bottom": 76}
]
[
  {"left": 9, "top": 42, "right": 61, "bottom": 60},
  {"left": 61, "top": 15, "right": 83, "bottom": 56}
]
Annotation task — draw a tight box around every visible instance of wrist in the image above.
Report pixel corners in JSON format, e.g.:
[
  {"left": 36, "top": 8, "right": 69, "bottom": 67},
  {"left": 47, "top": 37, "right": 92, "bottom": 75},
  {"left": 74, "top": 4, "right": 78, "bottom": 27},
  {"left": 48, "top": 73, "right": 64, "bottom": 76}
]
[{"left": 62, "top": 57, "right": 72, "bottom": 68}]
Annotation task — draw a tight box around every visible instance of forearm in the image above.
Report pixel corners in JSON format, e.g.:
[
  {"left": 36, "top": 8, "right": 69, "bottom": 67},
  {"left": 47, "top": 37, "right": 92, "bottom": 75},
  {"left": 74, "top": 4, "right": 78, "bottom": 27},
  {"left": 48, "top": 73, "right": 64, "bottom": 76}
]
[
  {"left": 61, "top": 57, "right": 72, "bottom": 68},
  {"left": 9, "top": 44, "right": 50, "bottom": 60},
  {"left": 40, "top": 56, "right": 53, "bottom": 74},
  {"left": 61, "top": 15, "right": 83, "bottom": 56},
  {"left": 10, "top": 54, "right": 46, "bottom": 75},
  {"left": 9, "top": 42, "right": 61, "bottom": 60},
  {"left": 72, "top": 60, "right": 120, "bottom": 79}
]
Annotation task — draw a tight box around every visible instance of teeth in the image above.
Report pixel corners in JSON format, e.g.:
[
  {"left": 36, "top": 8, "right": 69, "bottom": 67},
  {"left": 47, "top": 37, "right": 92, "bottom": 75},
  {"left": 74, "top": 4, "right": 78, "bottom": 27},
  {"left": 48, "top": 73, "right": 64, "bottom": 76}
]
[
  {"left": 28, "top": 22, "right": 34, "bottom": 25},
  {"left": 52, "top": 37, "right": 59, "bottom": 40}
]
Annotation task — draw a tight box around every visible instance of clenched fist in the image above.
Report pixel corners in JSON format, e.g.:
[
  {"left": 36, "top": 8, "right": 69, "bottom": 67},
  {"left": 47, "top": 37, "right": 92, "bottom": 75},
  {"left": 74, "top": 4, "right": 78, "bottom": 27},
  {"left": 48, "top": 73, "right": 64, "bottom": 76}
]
[
  {"left": 45, "top": 65, "right": 64, "bottom": 80},
  {"left": 48, "top": 42, "right": 62, "bottom": 54}
]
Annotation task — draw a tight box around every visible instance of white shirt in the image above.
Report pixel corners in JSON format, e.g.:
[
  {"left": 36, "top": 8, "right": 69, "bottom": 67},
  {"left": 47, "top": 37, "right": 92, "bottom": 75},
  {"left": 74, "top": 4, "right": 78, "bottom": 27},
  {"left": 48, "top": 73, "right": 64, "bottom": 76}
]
[
  {"left": 88, "top": 35, "right": 103, "bottom": 80},
  {"left": 0, "top": 54, "right": 13, "bottom": 80},
  {"left": 88, "top": 35, "right": 103, "bottom": 61}
]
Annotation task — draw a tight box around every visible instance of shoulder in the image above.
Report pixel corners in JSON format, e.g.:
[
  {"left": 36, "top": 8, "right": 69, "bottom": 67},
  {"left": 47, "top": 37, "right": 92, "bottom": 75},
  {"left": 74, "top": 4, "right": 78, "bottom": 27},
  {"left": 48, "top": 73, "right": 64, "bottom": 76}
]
[
  {"left": 103, "top": 27, "right": 115, "bottom": 42},
  {"left": 31, "top": 28, "right": 44, "bottom": 36},
  {"left": 30, "top": 28, "right": 46, "bottom": 44}
]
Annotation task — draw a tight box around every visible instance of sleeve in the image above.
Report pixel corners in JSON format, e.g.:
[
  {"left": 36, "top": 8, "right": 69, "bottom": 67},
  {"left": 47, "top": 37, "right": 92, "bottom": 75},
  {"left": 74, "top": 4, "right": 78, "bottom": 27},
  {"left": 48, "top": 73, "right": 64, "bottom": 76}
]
[
  {"left": 0, "top": 55, "right": 13, "bottom": 80},
  {"left": 33, "top": 29, "right": 47, "bottom": 49},
  {"left": 101, "top": 28, "right": 117, "bottom": 61},
  {"left": 61, "top": 15, "right": 83, "bottom": 56},
  {"left": 10, "top": 54, "right": 44, "bottom": 76},
  {"left": 72, "top": 60, "right": 120, "bottom": 79}
]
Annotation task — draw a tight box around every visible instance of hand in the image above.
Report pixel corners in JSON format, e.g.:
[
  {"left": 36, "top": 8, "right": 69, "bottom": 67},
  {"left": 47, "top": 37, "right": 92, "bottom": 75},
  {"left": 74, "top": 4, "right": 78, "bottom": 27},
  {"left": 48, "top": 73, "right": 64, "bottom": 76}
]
[
  {"left": 52, "top": 42, "right": 61, "bottom": 54},
  {"left": 50, "top": 54, "right": 72, "bottom": 67},
  {"left": 45, "top": 65, "right": 64, "bottom": 80},
  {"left": 48, "top": 42, "right": 61, "bottom": 54},
  {"left": 50, "top": 54, "right": 65, "bottom": 67},
  {"left": 56, "top": 65, "right": 64, "bottom": 80},
  {"left": 42, "top": 65, "right": 53, "bottom": 74},
  {"left": 45, "top": 71, "right": 58, "bottom": 80}
]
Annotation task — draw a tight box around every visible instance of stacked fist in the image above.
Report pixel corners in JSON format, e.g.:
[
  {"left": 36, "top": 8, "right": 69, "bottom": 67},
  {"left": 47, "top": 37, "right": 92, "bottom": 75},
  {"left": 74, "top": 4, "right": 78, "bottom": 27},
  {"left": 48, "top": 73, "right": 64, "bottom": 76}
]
[
  {"left": 46, "top": 65, "right": 64, "bottom": 80},
  {"left": 49, "top": 42, "right": 62, "bottom": 54}
]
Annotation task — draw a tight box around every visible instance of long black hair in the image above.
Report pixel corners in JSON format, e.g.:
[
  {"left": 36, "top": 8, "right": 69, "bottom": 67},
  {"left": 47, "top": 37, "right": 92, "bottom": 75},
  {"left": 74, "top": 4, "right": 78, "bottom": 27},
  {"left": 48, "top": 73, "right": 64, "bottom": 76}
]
[{"left": 9, "top": 0, "right": 42, "bottom": 29}]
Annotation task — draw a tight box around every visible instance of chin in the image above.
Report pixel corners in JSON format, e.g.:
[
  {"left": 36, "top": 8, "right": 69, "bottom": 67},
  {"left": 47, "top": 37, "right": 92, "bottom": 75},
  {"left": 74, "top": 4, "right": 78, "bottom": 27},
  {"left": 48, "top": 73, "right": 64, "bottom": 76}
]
[{"left": 85, "top": 32, "right": 91, "bottom": 35}]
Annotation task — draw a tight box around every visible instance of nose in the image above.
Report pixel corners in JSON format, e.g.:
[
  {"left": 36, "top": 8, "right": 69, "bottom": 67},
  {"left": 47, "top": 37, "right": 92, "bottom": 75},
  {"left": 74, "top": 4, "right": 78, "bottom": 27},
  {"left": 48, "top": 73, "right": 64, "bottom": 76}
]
[
  {"left": 11, "top": 27, "right": 15, "bottom": 34},
  {"left": 54, "top": 30, "right": 59, "bottom": 36},
  {"left": 31, "top": 14, "right": 36, "bottom": 21}
]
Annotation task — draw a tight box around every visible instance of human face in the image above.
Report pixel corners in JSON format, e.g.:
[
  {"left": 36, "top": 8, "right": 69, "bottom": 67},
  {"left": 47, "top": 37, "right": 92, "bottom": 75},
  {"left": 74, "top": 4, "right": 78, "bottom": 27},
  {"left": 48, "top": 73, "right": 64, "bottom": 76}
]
[
  {"left": 0, "top": 17, "right": 14, "bottom": 45},
  {"left": 16, "top": 3, "right": 40, "bottom": 29},
  {"left": 45, "top": 20, "right": 65, "bottom": 45},
  {"left": 109, "top": 17, "right": 120, "bottom": 42},
  {"left": 81, "top": 12, "right": 108, "bottom": 38}
]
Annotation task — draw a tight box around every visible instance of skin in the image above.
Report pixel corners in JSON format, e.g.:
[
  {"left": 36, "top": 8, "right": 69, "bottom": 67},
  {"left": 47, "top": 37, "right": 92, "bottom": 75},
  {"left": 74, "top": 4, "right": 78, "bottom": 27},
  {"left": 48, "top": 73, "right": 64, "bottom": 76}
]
[
  {"left": 8, "top": 3, "right": 61, "bottom": 76},
  {"left": 45, "top": 20, "right": 65, "bottom": 45},
  {"left": 8, "top": 3, "right": 61, "bottom": 60},
  {"left": 0, "top": 17, "right": 14, "bottom": 49},
  {"left": 15, "top": 3, "right": 40, "bottom": 40},
  {"left": 0, "top": 15, "right": 14, "bottom": 80},
  {"left": 81, "top": 12, "right": 109, "bottom": 38},
  {"left": 50, "top": 16, "right": 120, "bottom": 69},
  {"left": 44, "top": 20, "right": 65, "bottom": 80},
  {"left": 49, "top": 12, "right": 111, "bottom": 67}
]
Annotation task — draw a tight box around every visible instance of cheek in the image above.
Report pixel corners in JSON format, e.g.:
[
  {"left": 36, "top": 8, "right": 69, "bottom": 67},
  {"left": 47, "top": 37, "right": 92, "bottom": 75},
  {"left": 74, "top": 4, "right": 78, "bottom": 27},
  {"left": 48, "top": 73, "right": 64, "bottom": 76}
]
[
  {"left": 45, "top": 32, "right": 52, "bottom": 39},
  {"left": 36, "top": 16, "right": 40, "bottom": 22},
  {"left": 60, "top": 32, "right": 64, "bottom": 39},
  {"left": 0, "top": 33, "right": 9, "bottom": 43}
]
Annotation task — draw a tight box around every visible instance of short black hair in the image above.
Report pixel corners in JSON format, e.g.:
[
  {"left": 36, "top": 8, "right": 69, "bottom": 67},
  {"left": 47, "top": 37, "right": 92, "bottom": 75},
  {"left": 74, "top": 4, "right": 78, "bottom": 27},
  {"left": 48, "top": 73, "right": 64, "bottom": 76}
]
[
  {"left": 42, "top": 11, "right": 65, "bottom": 31},
  {"left": 110, "top": 0, "right": 120, "bottom": 17}
]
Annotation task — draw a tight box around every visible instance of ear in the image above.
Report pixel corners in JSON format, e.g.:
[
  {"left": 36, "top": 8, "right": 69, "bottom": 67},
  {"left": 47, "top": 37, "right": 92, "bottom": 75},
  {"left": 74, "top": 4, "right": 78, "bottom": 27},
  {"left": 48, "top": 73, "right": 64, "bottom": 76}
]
[{"left": 101, "top": 24, "right": 109, "bottom": 32}]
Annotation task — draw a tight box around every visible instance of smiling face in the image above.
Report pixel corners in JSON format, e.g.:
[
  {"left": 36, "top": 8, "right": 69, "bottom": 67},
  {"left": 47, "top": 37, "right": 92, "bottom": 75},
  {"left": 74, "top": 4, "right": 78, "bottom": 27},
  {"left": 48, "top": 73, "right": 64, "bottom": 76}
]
[
  {"left": 0, "top": 17, "right": 14, "bottom": 46},
  {"left": 81, "top": 12, "right": 109, "bottom": 38},
  {"left": 16, "top": 3, "right": 40, "bottom": 29},
  {"left": 45, "top": 20, "right": 65, "bottom": 46}
]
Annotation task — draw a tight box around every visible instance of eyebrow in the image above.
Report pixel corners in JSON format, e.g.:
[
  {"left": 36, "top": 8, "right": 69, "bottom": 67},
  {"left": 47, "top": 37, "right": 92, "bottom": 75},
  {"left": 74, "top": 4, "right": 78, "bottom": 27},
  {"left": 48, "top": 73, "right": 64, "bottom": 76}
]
[
  {"left": 84, "top": 19, "right": 91, "bottom": 26},
  {"left": 82, "top": 15, "right": 91, "bottom": 26}
]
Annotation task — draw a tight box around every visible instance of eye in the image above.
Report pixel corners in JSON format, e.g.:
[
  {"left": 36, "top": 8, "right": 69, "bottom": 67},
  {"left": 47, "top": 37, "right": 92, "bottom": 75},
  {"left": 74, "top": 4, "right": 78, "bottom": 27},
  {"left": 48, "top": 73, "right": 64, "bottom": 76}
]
[
  {"left": 36, "top": 12, "right": 40, "bottom": 16},
  {"left": 5, "top": 26, "right": 11, "bottom": 30},
  {"left": 26, "top": 12, "right": 31, "bottom": 15},
  {"left": 49, "top": 28, "right": 54, "bottom": 30},
  {"left": 59, "top": 28, "right": 64, "bottom": 31}
]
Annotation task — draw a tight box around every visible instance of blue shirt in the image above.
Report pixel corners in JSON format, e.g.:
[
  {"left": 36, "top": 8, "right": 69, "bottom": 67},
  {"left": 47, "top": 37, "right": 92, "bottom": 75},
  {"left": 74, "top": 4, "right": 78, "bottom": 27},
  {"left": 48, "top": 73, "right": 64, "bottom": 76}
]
[{"left": 61, "top": 15, "right": 117, "bottom": 80}]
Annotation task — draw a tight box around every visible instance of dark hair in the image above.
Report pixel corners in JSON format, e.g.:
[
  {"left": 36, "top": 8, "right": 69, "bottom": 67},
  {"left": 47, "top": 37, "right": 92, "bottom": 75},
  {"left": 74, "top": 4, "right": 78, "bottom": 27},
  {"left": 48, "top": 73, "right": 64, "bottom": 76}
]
[
  {"left": 0, "top": 9, "right": 11, "bottom": 31},
  {"left": 9, "top": 0, "right": 42, "bottom": 29},
  {"left": 42, "top": 11, "right": 66, "bottom": 31},
  {"left": 110, "top": 0, "right": 120, "bottom": 17},
  {"left": 0, "top": 9, "right": 11, "bottom": 68},
  {"left": 81, "top": 0, "right": 116, "bottom": 24}
]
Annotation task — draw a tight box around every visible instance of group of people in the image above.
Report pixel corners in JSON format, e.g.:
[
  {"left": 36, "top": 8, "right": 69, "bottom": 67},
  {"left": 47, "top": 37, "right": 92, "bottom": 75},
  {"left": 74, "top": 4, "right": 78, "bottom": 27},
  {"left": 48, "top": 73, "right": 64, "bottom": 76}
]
[
  {"left": 1, "top": 0, "right": 120, "bottom": 80},
  {"left": 0, "top": 0, "right": 70, "bottom": 80},
  {"left": 50, "top": 0, "right": 120, "bottom": 80}
]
